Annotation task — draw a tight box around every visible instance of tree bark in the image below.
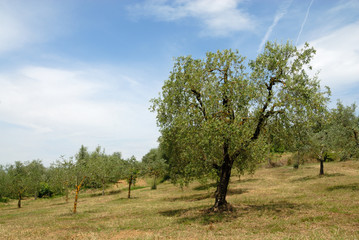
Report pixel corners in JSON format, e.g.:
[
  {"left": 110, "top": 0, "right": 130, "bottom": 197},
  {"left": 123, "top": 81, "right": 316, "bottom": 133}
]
[
  {"left": 128, "top": 176, "right": 132, "bottom": 199},
  {"left": 319, "top": 160, "right": 324, "bottom": 175},
  {"left": 65, "top": 188, "right": 69, "bottom": 203},
  {"left": 73, "top": 186, "right": 80, "bottom": 213},
  {"left": 212, "top": 141, "right": 233, "bottom": 211},
  {"left": 102, "top": 179, "right": 105, "bottom": 196},
  {"left": 73, "top": 176, "right": 86, "bottom": 214},
  {"left": 18, "top": 193, "right": 22, "bottom": 208},
  {"left": 152, "top": 176, "right": 157, "bottom": 190}
]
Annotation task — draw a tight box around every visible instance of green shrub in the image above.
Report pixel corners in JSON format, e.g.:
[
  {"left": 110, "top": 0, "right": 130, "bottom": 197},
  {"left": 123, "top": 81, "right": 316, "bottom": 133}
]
[
  {"left": 0, "top": 197, "right": 9, "bottom": 203},
  {"left": 38, "top": 182, "right": 54, "bottom": 198}
]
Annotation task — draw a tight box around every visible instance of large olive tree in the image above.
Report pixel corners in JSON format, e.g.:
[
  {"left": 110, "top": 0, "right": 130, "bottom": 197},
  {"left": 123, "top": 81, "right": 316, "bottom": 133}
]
[{"left": 151, "top": 41, "right": 329, "bottom": 211}]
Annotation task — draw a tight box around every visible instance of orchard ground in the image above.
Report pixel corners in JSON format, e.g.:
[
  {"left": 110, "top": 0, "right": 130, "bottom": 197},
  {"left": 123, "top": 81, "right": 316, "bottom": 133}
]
[{"left": 1, "top": 159, "right": 358, "bottom": 239}]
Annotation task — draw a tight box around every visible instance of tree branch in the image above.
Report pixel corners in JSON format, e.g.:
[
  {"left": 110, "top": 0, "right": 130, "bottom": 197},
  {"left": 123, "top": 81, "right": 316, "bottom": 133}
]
[
  {"left": 191, "top": 89, "right": 207, "bottom": 120},
  {"left": 231, "top": 76, "right": 284, "bottom": 161},
  {"left": 353, "top": 128, "right": 359, "bottom": 147}
]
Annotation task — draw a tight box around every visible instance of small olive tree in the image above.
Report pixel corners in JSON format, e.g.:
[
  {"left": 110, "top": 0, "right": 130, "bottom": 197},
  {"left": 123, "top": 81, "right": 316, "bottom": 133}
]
[
  {"left": 0, "top": 165, "right": 10, "bottom": 202},
  {"left": 87, "top": 146, "right": 125, "bottom": 195},
  {"left": 7, "top": 161, "right": 31, "bottom": 208},
  {"left": 124, "top": 156, "right": 141, "bottom": 199},
  {"left": 142, "top": 148, "right": 168, "bottom": 189}
]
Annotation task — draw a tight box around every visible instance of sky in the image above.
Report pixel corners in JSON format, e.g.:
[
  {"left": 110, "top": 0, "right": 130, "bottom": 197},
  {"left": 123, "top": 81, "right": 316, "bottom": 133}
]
[{"left": 0, "top": 0, "right": 358, "bottom": 166}]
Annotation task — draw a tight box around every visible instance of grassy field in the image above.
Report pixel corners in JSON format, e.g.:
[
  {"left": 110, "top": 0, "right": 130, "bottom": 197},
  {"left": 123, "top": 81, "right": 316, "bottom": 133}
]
[{"left": 1, "top": 160, "right": 358, "bottom": 239}]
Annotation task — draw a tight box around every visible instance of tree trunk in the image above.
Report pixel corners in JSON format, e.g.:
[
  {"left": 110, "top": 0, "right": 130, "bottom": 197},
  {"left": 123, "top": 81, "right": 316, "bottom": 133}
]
[
  {"left": 128, "top": 176, "right": 132, "bottom": 199},
  {"left": 73, "top": 176, "right": 86, "bottom": 214},
  {"left": 65, "top": 188, "right": 69, "bottom": 203},
  {"left": 102, "top": 179, "right": 105, "bottom": 196},
  {"left": 34, "top": 190, "right": 37, "bottom": 200},
  {"left": 319, "top": 160, "right": 324, "bottom": 175},
  {"left": 64, "top": 181, "right": 69, "bottom": 203},
  {"left": 212, "top": 142, "right": 233, "bottom": 212},
  {"left": 152, "top": 176, "right": 157, "bottom": 190},
  {"left": 73, "top": 186, "right": 80, "bottom": 213},
  {"left": 18, "top": 193, "right": 22, "bottom": 208}
]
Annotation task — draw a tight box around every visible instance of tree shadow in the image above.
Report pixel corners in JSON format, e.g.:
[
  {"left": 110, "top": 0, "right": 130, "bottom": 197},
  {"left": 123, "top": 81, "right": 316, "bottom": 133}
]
[
  {"left": 235, "top": 178, "right": 261, "bottom": 183},
  {"left": 165, "top": 188, "right": 248, "bottom": 202},
  {"left": 292, "top": 175, "right": 318, "bottom": 182},
  {"left": 159, "top": 208, "right": 192, "bottom": 217},
  {"left": 51, "top": 202, "right": 69, "bottom": 206},
  {"left": 90, "top": 189, "right": 122, "bottom": 197},
  {"left": 162, "top": 200, "right": 308, "bottom": 225},
  {"left": 327, "top": 183, "right": 359, "bottom": 191},
  {"left": 292, "top": 173, "right": 345, "bottom": 182},
  {"left": 325, "top": 173, "right": 346, "bottom": 177},
  {"left": 163, "top": 193, "right": 213, "bottom": 202},
  {"left": 1, "top": 207, "right": 20, "bottom": 211},
  {"left": 227, "top": 188, "right": 248, "bottom": 195},
  {"left": 240, "top": 201, "right": 310, "bottom": 213},
  {"left": 110, "top": 197, "right": 138, "bottom": 203},
  {"left": 193, "top": 183, "right": 217, "bottom": 191},
  {"left": 178, "top": 210, "right": 238, "bottom": 225}
]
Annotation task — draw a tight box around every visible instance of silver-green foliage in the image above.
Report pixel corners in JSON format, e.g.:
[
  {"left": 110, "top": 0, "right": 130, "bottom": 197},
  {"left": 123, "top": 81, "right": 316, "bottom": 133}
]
[
  {"left": 151, "top": 41, "right": 329, "bottom": 189},
  {"left": 329, "top": 101, "right": 359, "bottom": 160}
]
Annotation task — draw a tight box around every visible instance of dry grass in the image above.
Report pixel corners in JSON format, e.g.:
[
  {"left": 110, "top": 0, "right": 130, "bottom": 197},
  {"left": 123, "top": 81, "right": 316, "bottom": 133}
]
[{"left": 1, "top": 160, "right": 359, "bottom": 239}]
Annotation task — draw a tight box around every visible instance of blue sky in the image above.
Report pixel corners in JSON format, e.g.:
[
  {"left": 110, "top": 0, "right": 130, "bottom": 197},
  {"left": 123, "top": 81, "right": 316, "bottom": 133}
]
[{"left": 0, "top": 0, "right": 358, "bottom": 166}]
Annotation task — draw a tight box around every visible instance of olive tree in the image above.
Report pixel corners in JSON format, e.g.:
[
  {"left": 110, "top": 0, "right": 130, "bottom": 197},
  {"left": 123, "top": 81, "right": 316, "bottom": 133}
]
[
  {"left": 142, "top": 148, "right": 168, "bottom": 189},
  {"left": 27, "top": 160, "right": 46, "bottom": 200},
  {"left": 48, "top": 156, "right": 76, "bottom": 202},
  {"left": 73, "top": 146, "right": 90, "bottom": 213},
  {"left": 151, "top": 41, "right": 329, "bottom": 211},
  {"left": 87, "top": 146, "right": 125, "bottom": 195},
  {"left": 330, "top": 102, "right": 359, "bottom": 160},
  {"left": 6, "top": 161, "right": 30, "bottom": 208},
  {"left": 0, "top": 165, "right": 9, "bottom": 202},
  {"left": 123, "top": 156, "right": 141, "bottom": 199},
  {"left": 309, "top": 109, "right": 332, "bottom": 175}
]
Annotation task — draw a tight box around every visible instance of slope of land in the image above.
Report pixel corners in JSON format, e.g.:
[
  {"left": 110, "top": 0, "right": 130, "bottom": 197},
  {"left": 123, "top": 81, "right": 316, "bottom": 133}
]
[{"left": 1, "top": 160, "right": 358, "bottom": 239}]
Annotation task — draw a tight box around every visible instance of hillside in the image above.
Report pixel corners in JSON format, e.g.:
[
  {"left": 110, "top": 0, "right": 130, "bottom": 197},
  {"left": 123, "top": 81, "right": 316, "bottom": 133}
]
[{"left": 1, "top": 160, "right": 358, "bottom": 239}]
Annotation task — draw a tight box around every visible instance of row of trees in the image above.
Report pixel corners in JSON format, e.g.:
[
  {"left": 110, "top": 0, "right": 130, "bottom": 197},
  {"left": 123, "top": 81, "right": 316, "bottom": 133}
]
[
  {"left": 270, "top": 101, "right": 359, "bottom": 171},
  {"left": 0, "top": 146, "right": 168, "bottom": 211},
  {"left": 151, "top": 41, "right": 359, "bottom": 211},
  {"left": 1, "top": 41, "right": 358, "bottom": 213}
]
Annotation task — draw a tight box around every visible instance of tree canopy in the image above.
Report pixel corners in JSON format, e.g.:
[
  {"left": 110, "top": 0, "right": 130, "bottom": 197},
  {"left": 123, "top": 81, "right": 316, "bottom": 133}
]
[{"left": 151, "top": 41, "right": 330, "bottom": 211}]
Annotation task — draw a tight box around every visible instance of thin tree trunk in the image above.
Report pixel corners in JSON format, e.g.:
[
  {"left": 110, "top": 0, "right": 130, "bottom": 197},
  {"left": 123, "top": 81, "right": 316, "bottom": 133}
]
[
  {"left": 73, "top": 176, "right": 86, "bottom": 214},
  {"left": 18, "top": 193, "right": 22, "bottom": 208},
  {"left": 34, "top": 190, "right": 37, "bottom": 200},
  {"left": 152, "top": 176, "right": 157, "bottom": 190},
  {"left": 65, "top": 188, "right": 69, "bottom": 202},
  {"left": 73, "top": 186, "right": 80, "bottom": 213},
  {"left": 319, "top": 160, "right": 324, "bottom": 175},
  {"left": 64, "top": 181, "right": 69, "bottom": 203},
  {"left": 128, "top": 176, "right": 132, "bottom": 199},
  {"left": 102, "top": 179, "right": 105, "bottom": 196}
]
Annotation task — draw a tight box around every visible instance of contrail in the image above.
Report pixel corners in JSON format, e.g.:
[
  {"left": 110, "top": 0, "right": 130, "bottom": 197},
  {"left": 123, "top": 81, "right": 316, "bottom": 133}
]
[
  {"left": 257, "top": 0, "right": 293, "bottom": 54},
  {"left": 296, "top": 0, "right": 315, "bottom": 46}
]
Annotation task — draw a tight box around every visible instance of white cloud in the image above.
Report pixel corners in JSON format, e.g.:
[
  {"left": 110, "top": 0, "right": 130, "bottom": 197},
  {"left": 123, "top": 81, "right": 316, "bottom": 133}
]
[
  {"left": 0, "top": 65, "right": 160, "bottom": 165},
  {"left": 327, "top": 0, "right": 359, "bottom": 14},
  {"left": 0, "top": 1, "right": 68, "bottom": 52},
  {"left": 310, "top": 21, "right": 359, "bottom": 105},
  {"left": 129, "top": 0, "right": 255, "bottom": 36}
]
